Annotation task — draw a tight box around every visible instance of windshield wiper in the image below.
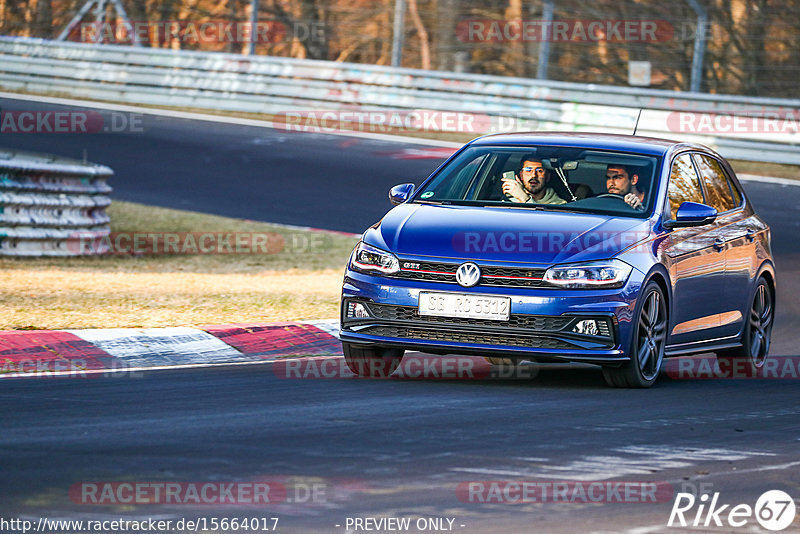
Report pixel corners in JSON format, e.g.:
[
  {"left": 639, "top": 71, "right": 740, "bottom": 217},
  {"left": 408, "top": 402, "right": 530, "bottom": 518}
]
[
  {"left": 441, "top": 200, "right": 488, "bottom": 206},
  {"left": 538, "top": 204, "right": 594, "bottom": 214},
  {"left": 498, "top": 204, "right": 544, "bottom": 210}
]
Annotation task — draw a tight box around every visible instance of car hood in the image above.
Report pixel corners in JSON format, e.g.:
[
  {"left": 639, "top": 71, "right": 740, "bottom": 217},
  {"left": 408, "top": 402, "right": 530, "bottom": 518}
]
[{"left": 364, "top": 203, "right": 651, "bottom": 265}]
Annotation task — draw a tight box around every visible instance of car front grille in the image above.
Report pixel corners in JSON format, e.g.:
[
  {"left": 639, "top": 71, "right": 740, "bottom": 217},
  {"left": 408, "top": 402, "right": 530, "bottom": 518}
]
[
  {"left": 366, "top": 303, "right": 572, "bottom": 330},
  {"left": 357, "top": 326, "right": 579, "bottom": 350},
  {"left": 389, "top": 261, "right": 548, "bottom": 288}
]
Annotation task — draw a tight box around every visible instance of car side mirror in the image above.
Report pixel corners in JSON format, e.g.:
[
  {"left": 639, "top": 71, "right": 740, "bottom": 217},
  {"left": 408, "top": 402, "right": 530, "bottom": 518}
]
[
  {"left": 389, "top": 183, "right": 415, "bottom": 205},
  {"left": 664, "top": 201, "right": 718, "bottom": 229}
]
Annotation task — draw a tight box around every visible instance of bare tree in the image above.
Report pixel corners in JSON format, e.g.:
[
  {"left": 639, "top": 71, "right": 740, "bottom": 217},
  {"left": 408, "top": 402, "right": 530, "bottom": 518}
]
[
  {"left": 407, "top": 0, "right": 430, "bottom": 68},
  {"left": 504, "top": 0, "right": 523, "bottom": 76},
  {"left": 9, "top": 0, "right": 800, "bottom": 97},
  {"left": 34, "top": 0, "right": 53, "bottom": 38},
  {"left": 435, "top": 0, "right": 456, "bottom": 70}
]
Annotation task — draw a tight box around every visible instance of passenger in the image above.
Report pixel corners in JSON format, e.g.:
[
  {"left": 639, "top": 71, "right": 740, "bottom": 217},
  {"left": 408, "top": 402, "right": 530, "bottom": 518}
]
[
  {"left": 502, "top": 155, "right": 566, "bottom": 204},
  {"left": 573, "top": 183, "right": 594, "bottom": 200},
  {"left": 605, "top": 164, "right": 645, "bottom": 209}
]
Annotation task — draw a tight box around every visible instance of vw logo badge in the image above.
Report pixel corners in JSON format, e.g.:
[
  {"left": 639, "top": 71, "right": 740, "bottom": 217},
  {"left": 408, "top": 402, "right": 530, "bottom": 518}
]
[{"left": 456, "top": 262, "right": 481, "bottom": 288}]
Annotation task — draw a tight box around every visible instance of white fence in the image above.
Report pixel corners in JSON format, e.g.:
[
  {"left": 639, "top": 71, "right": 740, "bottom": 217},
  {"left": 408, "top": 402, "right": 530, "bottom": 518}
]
[
  {"left": 0, "top": 149, "right": 112, "bottom": 256},
  {"left": 0, "top": 36, "right": 798, "bottom": 164}
]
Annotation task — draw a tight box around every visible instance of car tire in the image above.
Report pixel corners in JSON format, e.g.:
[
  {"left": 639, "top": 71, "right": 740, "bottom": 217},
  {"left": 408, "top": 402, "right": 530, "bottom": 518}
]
[
  {"left": 716, "top": 277, "right": 773, "bottom": 375},
  {"left": 342, "top": 342, "right": 404, "bottom": 377},
  {"left": 602, "top": 281, "right": 667, "bottom": 388}
]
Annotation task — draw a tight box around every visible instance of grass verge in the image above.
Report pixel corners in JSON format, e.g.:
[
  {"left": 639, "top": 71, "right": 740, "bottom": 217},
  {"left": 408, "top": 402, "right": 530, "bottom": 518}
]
[
  {"left": 729, "top": 160, "right": 799, "bottom": 180},
  {"left": 0, "top": 201, "right": 359, "bottom": 329}
]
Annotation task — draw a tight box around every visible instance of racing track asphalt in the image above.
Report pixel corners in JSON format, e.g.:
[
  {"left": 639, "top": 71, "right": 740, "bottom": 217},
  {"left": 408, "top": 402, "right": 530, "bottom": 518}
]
[
  {"left": 1, "top": 95, "right": 799, "bottom": 533},
  {"left": 0, "top": 96, "right": 445, "bottom": 233},
  {"left": 1, "top": 362, "right": 799, "bottom": 533}
]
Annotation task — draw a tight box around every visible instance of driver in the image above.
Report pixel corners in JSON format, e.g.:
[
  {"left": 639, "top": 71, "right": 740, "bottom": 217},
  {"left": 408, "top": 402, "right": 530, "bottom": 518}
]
[
  {"left": 605, "top": 164, "right": 645, "bottom": 209},
  {"left": 502, "top": 155, "right": 566, "bottom": 205}
]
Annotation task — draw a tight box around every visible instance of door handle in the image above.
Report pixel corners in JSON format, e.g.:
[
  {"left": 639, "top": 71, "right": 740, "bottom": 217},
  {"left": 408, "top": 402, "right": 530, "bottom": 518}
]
[
  {"left": 714, "top": 237, "right": 726, "bottom": 251},
  {"left": 746, "top": 228, "right": 756, "bottom": 242}
]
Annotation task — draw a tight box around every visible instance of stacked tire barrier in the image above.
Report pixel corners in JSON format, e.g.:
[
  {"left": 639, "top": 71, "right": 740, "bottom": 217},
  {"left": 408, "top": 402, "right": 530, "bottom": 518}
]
[
  {"left": 0, "top": 36, "right": 798, "bottom": 163},
  {"left": 0, "top": 149, "right": 112, "bottom": 256}
]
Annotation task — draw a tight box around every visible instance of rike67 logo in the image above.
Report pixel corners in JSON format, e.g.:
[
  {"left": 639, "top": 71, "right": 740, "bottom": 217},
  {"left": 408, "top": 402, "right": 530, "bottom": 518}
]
[{"left": 668, "top": 490, "right": 796, "bottom": 531}]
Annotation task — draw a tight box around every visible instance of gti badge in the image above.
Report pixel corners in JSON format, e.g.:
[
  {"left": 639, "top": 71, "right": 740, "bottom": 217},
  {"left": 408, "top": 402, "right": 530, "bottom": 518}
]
[{"left": 456, "top": 262, "right": 481, "bottom": 287}]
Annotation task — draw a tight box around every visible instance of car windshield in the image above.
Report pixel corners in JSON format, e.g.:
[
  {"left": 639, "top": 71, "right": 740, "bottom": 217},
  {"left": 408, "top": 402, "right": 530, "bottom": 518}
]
[{"left": 412, "top": 145, "right": 661, "bottom": 218}]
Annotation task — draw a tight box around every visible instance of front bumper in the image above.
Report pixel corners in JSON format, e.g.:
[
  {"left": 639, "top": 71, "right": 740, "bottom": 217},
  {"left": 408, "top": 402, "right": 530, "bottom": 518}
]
[{"left": 340, "top": 266, "right": 645, "bottom": 366}]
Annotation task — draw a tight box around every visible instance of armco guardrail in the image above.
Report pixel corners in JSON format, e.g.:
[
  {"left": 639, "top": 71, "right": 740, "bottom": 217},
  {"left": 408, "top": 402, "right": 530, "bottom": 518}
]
[
  {"left": 0, "top": 36, "right": 798, "bottom": 164},
  {"left": 0, "top": 149, "right": 112, "bottom": 256}
]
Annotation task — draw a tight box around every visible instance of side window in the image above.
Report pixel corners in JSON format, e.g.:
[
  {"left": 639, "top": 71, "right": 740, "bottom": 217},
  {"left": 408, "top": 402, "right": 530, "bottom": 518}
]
[
  {"left": 730, "top": 180, "right": 742, "bottom": 206},
  {"left": 667, "top": 154, "right": 704, "bottom": 219},
  {"left": 724, "top": 168, "right": 743, "bottom": 207},
  {"left": 693, "top": 154, "right": 736, "bottom": 213}
]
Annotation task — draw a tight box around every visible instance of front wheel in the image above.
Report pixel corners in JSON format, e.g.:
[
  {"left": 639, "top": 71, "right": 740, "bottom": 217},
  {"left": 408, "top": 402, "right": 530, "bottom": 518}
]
[
  {"left": 342, "top": 342, "right": 404, "bottom": 377},
  {"left": 602, "top": 281, "right": 667, "bottom": 388},
  {"left": 716, "top": 278, "right": 773, "bottom": 374}
]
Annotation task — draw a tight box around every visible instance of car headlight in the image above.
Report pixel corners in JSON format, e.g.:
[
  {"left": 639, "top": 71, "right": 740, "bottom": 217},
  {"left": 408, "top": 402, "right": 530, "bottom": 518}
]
[
  {"left": 543, "top": 259, "right": 632, "bottom": 289},
  {"left": 350, "top": 241, "right": 400, "bottom": 274}
]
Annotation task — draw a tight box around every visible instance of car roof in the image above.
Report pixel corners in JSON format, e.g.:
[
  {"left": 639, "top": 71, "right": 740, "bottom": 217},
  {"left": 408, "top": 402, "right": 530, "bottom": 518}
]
[{"left": 469, "top": 132, "right": 715, "bottom": 157}]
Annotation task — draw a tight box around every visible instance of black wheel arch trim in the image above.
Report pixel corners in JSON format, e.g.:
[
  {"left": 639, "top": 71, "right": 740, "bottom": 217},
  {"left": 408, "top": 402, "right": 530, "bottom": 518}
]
[
  {"left": 756, "top": 260, "right": 777, "bottom": 294},
  {"left": 640, "top": 264, "right": 673, "bottom": 341}
]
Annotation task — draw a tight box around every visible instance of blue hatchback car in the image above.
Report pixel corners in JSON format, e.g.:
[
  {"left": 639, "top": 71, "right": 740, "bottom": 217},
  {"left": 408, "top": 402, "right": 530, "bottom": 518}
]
[{"left": 339, "top": 133, "right": 775, "bottom": 387}]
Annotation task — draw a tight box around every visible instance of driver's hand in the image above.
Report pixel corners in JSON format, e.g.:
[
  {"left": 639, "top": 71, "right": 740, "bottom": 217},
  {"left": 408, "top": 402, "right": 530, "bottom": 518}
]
[
  {"left": 502, "top": 178, "right": 529, "bottom": 203},
  {"left": 624, "top": 193, "right": 643, "bottom": 210}
]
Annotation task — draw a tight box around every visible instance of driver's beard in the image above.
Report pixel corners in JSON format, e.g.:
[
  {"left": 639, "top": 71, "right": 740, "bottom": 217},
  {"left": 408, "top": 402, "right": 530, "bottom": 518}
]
[{"left": 526, "top": 182, "right": 545, "bottom": 196}]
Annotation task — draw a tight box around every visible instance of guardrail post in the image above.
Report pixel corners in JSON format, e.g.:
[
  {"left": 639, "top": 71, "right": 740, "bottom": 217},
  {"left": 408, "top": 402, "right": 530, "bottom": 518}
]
[
  {"left": 248, "top": 0, "right": 260, "bottom": 55},
  {"left": 686, "top": 0, "right": 707, "bottom": 93},
  {"left": 391, "top": 0, "right": 406, "bottom": 67},
  {"left": 536, "top": 0, "right": 554, "bottom": 80}
]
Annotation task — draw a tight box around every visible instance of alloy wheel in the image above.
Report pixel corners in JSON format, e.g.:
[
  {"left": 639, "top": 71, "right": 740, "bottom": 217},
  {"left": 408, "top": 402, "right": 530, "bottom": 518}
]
[
  {"left": 636, "top": 289, "right": 667, "bottom": 381},
  {"left": 748, "top": 282, "right": 773, "bottom": 367}
]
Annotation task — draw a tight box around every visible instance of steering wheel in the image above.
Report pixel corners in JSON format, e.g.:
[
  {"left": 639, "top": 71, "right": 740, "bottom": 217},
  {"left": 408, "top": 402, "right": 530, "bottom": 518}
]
[
  {"left": 595, "top": 193, "right": 644, "bottom": 210},
  {"left": 595, "top": 193, "right": 627, "bottom": 201}
]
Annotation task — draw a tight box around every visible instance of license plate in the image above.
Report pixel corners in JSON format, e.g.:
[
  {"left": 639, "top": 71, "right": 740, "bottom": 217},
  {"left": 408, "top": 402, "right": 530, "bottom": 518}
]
[{"left": 418, "top": 292, "right": 510, "bottom": 321}]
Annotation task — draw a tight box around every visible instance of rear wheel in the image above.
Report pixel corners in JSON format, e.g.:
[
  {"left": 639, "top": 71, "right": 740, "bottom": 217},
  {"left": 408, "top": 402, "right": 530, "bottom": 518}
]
[
  {"left": 716, "top": 278, "right": 773, "bottom": 374},
  {"left": 602, "top": 281, "right": 667, "bottom": 388},
  {"left": 342, "top": 342, "right": 404, "bottom": 377}
]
